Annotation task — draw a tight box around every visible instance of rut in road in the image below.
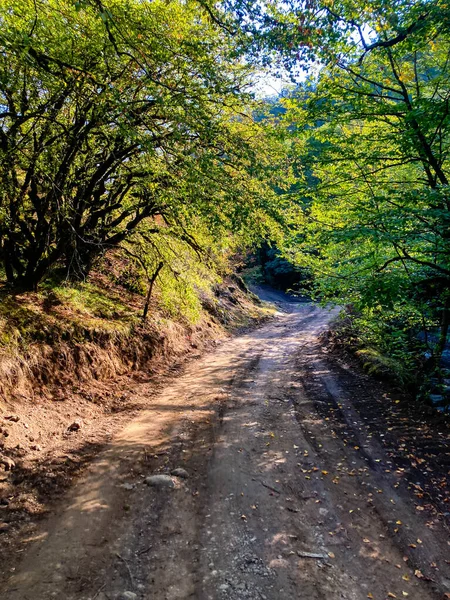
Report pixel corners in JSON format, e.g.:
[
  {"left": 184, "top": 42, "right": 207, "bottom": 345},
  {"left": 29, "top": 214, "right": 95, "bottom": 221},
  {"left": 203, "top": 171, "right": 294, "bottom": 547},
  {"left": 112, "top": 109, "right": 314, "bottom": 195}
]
[{"left": 2, "top": 301, "right": 449, "bottom": 600}]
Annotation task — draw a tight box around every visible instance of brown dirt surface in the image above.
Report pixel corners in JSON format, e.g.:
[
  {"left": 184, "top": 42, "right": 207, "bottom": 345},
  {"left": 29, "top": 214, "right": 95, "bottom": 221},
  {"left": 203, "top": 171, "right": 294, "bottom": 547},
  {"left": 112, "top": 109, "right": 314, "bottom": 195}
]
[
  {"left": 0, "top": 277, "right": 271, "bottom": 575},
  {"left": 0, "top": 295, "right": 449, "bottom": 600}
]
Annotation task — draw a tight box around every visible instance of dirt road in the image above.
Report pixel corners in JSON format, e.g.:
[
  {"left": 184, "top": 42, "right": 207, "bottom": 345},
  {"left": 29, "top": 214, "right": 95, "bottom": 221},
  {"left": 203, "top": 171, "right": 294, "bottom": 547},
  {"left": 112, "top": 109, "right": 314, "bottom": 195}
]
[{"left": 2, "top": 297, "right": 450, "bottom": 600}]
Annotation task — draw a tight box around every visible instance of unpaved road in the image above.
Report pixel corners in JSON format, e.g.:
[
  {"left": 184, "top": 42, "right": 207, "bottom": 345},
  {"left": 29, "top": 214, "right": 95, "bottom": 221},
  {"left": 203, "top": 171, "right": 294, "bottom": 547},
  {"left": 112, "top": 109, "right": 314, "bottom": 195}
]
[{"left": 2, "top": 298, "right": 450, "bottom": 600}]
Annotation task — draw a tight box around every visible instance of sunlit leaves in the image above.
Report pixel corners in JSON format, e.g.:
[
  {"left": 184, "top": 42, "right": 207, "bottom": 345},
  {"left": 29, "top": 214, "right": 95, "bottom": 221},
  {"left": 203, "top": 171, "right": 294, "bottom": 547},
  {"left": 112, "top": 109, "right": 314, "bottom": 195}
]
[
  {"left": 0, "top": 0, "right": 292, "bottom": 288},
  {"left": 279, "top": 0, "right": 450, "bottom": 378}
]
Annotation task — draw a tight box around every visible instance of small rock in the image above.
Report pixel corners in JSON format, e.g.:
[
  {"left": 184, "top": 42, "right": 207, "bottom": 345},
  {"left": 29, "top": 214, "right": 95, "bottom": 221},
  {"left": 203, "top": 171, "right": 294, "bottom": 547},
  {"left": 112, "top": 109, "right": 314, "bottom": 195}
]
[
  {"left": 145, "top": 475, "right": 175, "bottom": 489},
  {"left": 117, "top": 592, "right": 137, "bottom": 600},
  {"left": 67, "top": 419, "right": 82, "bottom": 432},
  {"left": 4, "top": 416, "right": 19, "bottom": 423},
  {"left": 0, "top": 523, "right": 10, "bottom": 533},
  {"left": 121, "top": 483, "right": 134, "bottom": 491},
  {"left": 52, "top": 390, "right": 66, "bottom": 402},
  {"left": 30, "top": 445, "right": 42, "bottom": 452},
  {"left": 171, "top": 468, "right": 189, "bottom": 479},
  {"left": 0, "top": 456, "right": 15, "bottom": 471}
]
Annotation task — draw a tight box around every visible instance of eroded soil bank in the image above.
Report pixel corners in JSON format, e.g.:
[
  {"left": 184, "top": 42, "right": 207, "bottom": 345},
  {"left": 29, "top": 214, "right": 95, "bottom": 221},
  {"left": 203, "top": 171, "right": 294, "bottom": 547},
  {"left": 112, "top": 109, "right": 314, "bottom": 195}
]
[{"left": 1, "top": 298, "right": 449, "bottom": 600}]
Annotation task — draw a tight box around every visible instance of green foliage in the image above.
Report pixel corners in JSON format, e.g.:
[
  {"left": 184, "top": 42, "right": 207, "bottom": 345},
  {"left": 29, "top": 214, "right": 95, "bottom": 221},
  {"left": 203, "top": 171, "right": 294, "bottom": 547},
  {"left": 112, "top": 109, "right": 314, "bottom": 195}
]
[
  {"left": 0, "top": 283, "right": 134, "bottom": 352},
  {"left": 342, "top": 306, "right": 425, "bottom": 384},
  {"left": 121, "top": 219, "right": 226, "bottom": 322},
  {"left": 0, "top": 0, "right": 291, "bottom": 290},
  {"left": 251, "top": 0, "right": 450, "bottom": 382}
]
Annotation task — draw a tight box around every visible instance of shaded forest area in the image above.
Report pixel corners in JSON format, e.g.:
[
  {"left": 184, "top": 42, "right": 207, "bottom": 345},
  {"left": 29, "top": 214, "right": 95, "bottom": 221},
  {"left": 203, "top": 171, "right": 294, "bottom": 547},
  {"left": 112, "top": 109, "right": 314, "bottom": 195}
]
[{"left": 1, "top": 0, "right": 450, "bottom": 409}]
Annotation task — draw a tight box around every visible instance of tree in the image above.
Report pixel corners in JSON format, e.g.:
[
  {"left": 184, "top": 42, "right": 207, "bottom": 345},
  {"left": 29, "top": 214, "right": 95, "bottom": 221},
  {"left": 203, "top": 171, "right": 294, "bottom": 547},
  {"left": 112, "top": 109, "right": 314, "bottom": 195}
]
[
  {"left": 277, "top": 0, "right": 450, "bottom": 371},
  {"left": 0, "top": 0, "right": 289, "bottom": 290}
]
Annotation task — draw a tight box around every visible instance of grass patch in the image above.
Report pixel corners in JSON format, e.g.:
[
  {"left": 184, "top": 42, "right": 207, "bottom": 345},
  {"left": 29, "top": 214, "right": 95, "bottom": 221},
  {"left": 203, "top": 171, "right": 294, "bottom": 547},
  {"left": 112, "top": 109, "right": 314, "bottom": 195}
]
[{"left": 0, "top": 279, "right": 140, "bottom": 351}]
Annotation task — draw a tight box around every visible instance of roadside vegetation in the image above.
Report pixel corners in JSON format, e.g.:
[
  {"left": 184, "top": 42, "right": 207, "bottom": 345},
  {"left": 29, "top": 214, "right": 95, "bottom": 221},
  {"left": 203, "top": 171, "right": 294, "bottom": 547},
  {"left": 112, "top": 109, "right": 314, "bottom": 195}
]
[{"left": 221, "top": 0, "right": 450, "bottom": 401}]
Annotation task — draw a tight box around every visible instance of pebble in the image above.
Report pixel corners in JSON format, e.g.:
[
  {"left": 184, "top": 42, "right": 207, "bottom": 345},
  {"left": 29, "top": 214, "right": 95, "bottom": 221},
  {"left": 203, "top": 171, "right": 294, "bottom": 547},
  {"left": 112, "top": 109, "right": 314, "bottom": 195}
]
[
  {"left": 67, "top": 419, "right": 82, "bottom": 432},
  {"left": 0, "top": 456, "right": 15, "bottom": 471},
  {"left": 0, "top": 523, "right": 10, "bottom": 533},
  {"left": 145, "top": 475, "right": 175, "bottom": 489},
  {"left": 171, "top": 467, "right": 189, "bottom": 479},
  {"left": 121, "top": 483, "right": 134, "bottom": 491}
]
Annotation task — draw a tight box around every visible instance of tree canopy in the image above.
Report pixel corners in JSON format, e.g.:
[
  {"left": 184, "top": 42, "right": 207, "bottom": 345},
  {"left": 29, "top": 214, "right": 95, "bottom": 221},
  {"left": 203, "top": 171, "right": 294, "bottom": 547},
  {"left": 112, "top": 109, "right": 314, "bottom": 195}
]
[
  {"left": 271, "top": 0, "right": 450, "bottom": 376},
  {"left": 0, "top": 0, "right": 291, "bottom": 289}
]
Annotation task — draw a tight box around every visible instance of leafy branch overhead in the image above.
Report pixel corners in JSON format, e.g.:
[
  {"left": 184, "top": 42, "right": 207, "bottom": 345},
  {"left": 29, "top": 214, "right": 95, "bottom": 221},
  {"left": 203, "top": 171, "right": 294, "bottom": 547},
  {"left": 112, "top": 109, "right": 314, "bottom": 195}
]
[
  {"left": 2, "top": 0, "right": 450, "bottom": 391},
  {"left": 0, "top": 0, "right": 290, "bottom": 290}
]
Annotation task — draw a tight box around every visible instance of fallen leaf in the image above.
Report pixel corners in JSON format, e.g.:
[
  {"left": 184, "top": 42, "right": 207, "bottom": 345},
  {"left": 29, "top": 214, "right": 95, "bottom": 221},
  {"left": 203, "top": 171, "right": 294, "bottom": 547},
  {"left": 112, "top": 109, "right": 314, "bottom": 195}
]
[
  {"left": 388, "top": 593, "right": 397, "bottom": 598},
  {"left": 414, "top": 569, "right": 424, "bottom": 579}
]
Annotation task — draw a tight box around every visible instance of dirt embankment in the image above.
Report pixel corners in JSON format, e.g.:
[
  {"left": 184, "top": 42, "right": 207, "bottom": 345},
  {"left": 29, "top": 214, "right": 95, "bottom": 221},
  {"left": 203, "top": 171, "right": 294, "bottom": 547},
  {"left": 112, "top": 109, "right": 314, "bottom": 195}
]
[{"left": 0, "top": 274, "right": 273, "bottom": 565}]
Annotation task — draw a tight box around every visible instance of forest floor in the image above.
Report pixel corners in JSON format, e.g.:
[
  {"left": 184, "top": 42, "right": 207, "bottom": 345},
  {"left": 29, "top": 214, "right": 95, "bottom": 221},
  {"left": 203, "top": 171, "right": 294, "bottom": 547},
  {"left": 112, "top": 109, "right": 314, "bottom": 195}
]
[{"left": 1, "top": 290, "right": 450, "bottom": 600}]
